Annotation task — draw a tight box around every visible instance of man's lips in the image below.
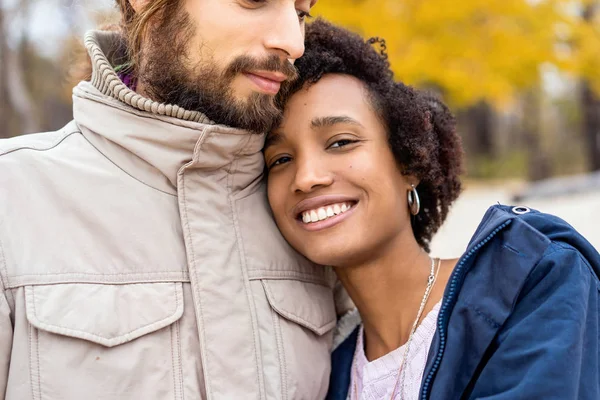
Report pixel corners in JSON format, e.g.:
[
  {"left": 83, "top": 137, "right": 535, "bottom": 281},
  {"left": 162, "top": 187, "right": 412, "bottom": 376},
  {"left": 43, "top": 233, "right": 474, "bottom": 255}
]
[
  {"left": 250, "top": 70, "right": 288, "bottom": 82},
  {"left": 244, "top": 71, "right": 287, "bottom": 95}
]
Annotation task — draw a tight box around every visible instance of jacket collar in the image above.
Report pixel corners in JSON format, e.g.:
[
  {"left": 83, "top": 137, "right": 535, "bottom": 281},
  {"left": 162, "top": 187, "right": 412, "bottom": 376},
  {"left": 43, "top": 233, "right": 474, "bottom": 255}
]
[{"left": 72, "top": 30, "right": 265, "bottom": 195}]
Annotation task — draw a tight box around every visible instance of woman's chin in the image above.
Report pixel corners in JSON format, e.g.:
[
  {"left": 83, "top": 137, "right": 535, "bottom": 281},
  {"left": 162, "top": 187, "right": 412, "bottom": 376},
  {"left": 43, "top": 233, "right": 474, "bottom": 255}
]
[
  {"left": 297, "top": 247, "right": 354, "bottom": 268},
  {"left": 287, "top": 230, "right": 360, "bottom": 267}
]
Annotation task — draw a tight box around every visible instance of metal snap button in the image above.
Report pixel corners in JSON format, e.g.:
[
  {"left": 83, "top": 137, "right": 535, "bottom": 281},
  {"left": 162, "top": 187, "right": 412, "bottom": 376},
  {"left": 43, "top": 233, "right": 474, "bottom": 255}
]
[{"left": 512, "top": 206, "right": 530, "bottom": 215}]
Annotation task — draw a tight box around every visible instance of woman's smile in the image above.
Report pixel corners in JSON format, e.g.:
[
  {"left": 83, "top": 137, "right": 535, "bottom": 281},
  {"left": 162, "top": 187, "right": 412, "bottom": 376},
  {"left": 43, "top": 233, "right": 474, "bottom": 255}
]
[{"left": 295, "top": 199, "right": 359, "bottom": 231}]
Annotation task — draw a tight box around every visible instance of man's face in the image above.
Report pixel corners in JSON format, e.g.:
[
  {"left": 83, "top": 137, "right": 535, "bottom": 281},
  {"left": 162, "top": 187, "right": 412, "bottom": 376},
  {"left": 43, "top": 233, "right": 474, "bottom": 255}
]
[{"left": 138, "top": 0, "right": 316, "bottom": 133}]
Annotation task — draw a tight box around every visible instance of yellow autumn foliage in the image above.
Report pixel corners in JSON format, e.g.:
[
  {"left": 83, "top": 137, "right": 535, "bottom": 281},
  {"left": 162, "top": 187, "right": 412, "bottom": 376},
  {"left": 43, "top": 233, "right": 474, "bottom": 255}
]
[{"left": 313, "top": 0, "right": 599, "bottom": 107}]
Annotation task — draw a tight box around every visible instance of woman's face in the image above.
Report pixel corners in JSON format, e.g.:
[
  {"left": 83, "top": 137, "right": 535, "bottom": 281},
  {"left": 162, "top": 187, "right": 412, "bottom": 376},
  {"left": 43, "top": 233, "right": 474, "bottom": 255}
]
[{"left": 265, "top": 74, "right": 415, "bottom": 267}]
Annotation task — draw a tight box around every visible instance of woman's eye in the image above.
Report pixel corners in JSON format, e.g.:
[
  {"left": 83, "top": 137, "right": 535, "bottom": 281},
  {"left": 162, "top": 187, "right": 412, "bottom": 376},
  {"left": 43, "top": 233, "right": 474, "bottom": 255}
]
[
  {"left": 269, "top": 156, "right": 292, "bottom": 169},
  {"left": 329, "top": 139, "right": 357, "bottom": 149}
]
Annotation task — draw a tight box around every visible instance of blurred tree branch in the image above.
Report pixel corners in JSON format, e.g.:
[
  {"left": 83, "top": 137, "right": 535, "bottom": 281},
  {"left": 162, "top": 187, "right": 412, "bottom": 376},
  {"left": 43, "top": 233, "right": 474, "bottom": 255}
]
[
  {"left": 0, "top": 3, "right": 8, "bottom": 136},
  {"left": 11, "top": 0, "right": 40, "bottom": 133},
  {"left": 2, "top": 0, "right": 40, "bottom": 135}
]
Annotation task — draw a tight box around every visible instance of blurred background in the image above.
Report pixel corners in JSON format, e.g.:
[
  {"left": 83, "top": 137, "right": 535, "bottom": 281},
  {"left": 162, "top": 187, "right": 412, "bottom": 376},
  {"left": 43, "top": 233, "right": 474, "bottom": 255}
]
[{"left": 0, "top": 0, "right": 598, "bottom": 252}]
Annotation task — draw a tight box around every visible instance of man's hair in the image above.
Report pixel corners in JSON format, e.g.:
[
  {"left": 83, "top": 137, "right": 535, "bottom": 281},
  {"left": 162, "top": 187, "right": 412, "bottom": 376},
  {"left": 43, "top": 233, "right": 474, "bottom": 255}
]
[
  {"left": 279, "top": 19, "right": 464, "bottom": 251},
  {"left": 71, "top": 1, "right": 180, "bottom": 83},
  {"left": 115, "top": 0, "right": 182, "bottom": 73}
]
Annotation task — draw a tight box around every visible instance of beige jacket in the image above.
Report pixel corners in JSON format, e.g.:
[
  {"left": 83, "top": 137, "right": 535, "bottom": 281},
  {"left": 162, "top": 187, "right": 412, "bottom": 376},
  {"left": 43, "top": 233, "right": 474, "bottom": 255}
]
[{"left": 0, "top": 31, "right": 339, "bottom": 400}]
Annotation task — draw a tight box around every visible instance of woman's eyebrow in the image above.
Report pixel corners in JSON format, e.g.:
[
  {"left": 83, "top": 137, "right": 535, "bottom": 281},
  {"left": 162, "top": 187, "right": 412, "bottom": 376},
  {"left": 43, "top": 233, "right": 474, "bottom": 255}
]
[
  {"left": 264, "top": 115, "right": 363, "bottom": 151},
  {"left": 264, "top": 132, "right": 283, "bottom": 151},
  {"left": 310, "top": 115, "right": 364, "bottom": 129}
]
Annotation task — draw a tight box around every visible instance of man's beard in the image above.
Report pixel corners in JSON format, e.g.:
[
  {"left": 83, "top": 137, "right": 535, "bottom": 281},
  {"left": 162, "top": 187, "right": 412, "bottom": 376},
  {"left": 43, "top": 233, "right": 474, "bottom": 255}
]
[{"left": 137, "top": 11, "right": 298, "bottom": 133}]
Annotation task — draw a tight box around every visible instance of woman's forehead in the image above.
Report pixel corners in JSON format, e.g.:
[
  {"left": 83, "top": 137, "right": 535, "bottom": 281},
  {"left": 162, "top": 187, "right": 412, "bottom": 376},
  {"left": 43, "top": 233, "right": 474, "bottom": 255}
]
[
  {"left": 287, "top": 75, "right": 369, "bottom": 108},
  {"left": 277, "top": 75, "right": 376, "bottom": 130}
]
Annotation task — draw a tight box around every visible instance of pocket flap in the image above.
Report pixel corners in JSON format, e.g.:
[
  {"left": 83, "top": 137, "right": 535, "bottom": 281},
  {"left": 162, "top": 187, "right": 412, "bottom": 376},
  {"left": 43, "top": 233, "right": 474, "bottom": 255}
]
[
  {"left": 25, "top": 283, "right": 184, "bottom": 347},
  {"left": 262, "top": 280, "right": 336, "bottom": 336}
]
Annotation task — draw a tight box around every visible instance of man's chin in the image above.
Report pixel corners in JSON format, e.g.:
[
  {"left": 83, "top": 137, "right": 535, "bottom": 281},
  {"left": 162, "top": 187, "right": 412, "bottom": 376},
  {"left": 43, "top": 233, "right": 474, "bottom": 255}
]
[
  {"left": 207, "top": 95, "right": 281, "bottom": 133},
  {"left": 231, "top": 87, "right": 273, "bottom": 104}
]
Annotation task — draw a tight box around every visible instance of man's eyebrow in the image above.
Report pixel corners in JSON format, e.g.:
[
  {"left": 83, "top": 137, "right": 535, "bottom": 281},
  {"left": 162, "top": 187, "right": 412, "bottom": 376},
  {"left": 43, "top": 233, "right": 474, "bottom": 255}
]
[
  {"left": 310, "top": 116, "right": 364, "bottom": 129},
  {"left": 264, "top": 132, "right": 283, "bottom": 151}
]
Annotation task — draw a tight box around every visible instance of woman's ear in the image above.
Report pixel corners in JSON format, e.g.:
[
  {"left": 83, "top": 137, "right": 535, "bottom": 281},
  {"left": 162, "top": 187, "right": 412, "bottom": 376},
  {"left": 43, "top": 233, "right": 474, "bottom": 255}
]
[{"left": 406, "top": 176, "right": 420, "bottom": 189}]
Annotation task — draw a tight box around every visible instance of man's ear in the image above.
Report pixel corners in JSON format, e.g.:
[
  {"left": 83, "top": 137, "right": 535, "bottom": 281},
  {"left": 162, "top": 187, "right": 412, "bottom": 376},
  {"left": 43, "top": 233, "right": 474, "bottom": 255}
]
[{"left": 129, "top": 0, "right": 150, "bottom": 13}]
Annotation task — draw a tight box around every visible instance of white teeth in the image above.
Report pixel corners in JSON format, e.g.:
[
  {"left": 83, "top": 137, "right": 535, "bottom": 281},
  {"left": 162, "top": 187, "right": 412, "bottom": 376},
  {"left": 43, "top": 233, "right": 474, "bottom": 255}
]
[
  {"left": 302, "top": 213, "right": 311, "bottom": 224},
  {"left": 310, "top": 210, "right": 319, "bottom": 222},
  {"left": 317, "top": 208, "right": 327, "bottom": 221},
  {"left": 301, "top": 202, "right": 354, "bottom": 224}
]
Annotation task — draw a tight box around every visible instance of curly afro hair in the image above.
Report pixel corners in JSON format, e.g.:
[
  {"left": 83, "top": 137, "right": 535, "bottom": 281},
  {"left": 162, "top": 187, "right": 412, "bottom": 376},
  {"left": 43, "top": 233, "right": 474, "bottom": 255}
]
[{"left": 279, "top": 19, "right": 464, "bottom": 252}]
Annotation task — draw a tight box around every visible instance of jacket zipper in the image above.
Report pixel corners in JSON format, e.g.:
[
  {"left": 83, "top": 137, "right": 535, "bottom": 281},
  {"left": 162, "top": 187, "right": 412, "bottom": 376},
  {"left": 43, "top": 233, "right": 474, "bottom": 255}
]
[{"left": 420, "top": 219, "right": 513, "bottom": 400}]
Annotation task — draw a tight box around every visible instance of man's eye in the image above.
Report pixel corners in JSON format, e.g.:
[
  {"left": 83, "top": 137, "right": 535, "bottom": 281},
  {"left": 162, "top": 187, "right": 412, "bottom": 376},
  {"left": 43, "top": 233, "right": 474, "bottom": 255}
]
[
  {"left": 241, "top": 0, "right": 267, "bottom": 8},
  {"left": 329, "top": 139, "right": 357, "bottom": 149},
  {"left": 297, "top": 10, "right": 313, "bottom": 22},
  {"left": 269, "top": 156, "right": 292, "bottom": 169}
]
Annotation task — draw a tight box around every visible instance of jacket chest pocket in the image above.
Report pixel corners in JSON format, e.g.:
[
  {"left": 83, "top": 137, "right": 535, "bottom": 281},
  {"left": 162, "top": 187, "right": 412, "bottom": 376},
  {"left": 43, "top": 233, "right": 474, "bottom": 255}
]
[
  {"left": 24, "top": 283, "right": 185, "bottom": 400},
  {"left": 255, "top": 278, "right": 336, "bottom": 399}
]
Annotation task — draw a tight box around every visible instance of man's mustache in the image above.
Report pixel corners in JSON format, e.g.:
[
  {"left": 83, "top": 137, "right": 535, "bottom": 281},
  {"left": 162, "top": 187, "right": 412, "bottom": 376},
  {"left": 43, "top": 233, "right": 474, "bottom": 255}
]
[{"left": 225, "top": 54, "right": 299, "bottom": 82}]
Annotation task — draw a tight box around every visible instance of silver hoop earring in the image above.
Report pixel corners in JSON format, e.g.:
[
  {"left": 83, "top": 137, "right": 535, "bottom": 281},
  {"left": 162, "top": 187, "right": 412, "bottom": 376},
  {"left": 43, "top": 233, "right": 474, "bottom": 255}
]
[{"left": 407, "top": 184, "right": 420, "bottom": 216}]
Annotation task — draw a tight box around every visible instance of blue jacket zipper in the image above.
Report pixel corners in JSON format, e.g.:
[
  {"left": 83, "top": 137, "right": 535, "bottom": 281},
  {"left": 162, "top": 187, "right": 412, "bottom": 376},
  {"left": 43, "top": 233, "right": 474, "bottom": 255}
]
[{"left": 420, "top": 219, "right": 513, "bottom": 400}]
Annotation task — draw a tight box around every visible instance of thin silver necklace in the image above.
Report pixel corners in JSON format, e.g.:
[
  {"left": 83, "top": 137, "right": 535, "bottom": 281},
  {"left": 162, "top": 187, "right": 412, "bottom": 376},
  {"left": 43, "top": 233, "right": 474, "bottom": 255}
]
[{"left": 352, "top": 257, "right": 441, "bottom": 400}]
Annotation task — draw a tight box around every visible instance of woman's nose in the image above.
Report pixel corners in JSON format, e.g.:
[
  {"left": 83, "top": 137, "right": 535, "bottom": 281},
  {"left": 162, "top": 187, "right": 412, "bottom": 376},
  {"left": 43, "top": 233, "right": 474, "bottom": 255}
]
[{"left": 292, "top": 156, "right": 334, "bottom": 193}]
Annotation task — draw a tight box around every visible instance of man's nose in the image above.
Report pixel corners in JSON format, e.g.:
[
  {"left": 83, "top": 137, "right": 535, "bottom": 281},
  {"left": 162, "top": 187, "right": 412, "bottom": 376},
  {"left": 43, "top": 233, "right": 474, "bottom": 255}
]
[{"left": 264, "top": 6, "right": 305, "bottom": 61}]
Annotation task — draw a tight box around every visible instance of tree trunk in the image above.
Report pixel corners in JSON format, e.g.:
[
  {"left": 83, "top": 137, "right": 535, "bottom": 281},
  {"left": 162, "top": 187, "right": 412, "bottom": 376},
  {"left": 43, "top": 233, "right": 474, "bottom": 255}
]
[
  {"left": 457, "top": 101, "right": 495, "bottom": 158},
  {"left": 581, "top": 3, "right": 600, "bottom": 171},
  {"left": 581, "top": 83, "right": 600, "bottom": 171},
  {"left": 3, "top": 0, "right": 40, "bottom": 135},
  {"left": 522, "top": 90, "right": 551, "bottom": 181},
  {"left": 468, "top": 101, "right": 495, "bottom": 156},
  {"left": 0, "top": 3, "right": 10, "bottom": 137}
]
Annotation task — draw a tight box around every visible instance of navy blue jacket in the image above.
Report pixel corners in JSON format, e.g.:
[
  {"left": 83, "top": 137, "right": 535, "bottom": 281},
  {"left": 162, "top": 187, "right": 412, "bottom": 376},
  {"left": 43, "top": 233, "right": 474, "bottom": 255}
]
[{"left": 328, "top": 205, "right": 600, "bottom": 400}]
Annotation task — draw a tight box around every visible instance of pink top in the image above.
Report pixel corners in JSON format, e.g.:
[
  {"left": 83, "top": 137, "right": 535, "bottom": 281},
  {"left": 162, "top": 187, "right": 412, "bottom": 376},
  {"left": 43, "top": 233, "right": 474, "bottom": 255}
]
[{"left": 348, "top": 301, "right": 441, "bottom": 400}]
